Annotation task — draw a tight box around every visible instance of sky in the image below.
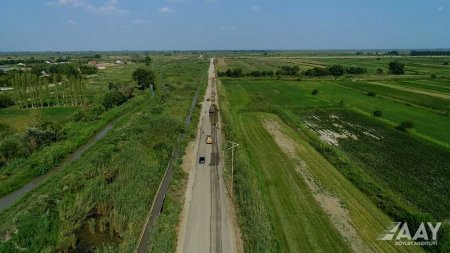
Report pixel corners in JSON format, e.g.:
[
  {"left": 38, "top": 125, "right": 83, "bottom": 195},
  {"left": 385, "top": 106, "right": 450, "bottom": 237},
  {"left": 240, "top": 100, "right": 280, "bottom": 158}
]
[{"left": 0, "top": 0, "right": 449, "bottom": 51}]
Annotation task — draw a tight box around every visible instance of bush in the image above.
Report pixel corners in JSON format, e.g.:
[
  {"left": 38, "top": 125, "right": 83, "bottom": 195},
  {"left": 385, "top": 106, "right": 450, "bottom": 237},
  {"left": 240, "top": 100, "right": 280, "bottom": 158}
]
[
  {"left": 327, "top": 65, "right": 345, "bottom": 77},
  {"left": 0, "top": 135, "right": 25, "bottom": 165},
  {"left": 0, "top": 123, "right": 14, "bottom": 139},
  {"left": 102, "top": 90, "right": 127, "bottom": 110},
  {"left": 132, "top": 68, "right": 155, "bottom": 89},
  {"left": 24, "top": 120, "right": 66, "bottom": 152},
  {"left": 79, "top": 65, "right": 98, "bottom": 75},
  {"left": 376, "top": 68, "right": 384, "bottom": 74},
  {"left": 396, "top": 120, "right": 414, "bottom": 131},
  {"left": 73, "top": 105, "right": 105, "bottom": 122},
  {"left": 431, "top": 74, "right": 437, "bottom": 79},
  {"left": 346, "top": 66, "right": 367, "bottom": 74},
  {"left": 373, "top": 110, "right": 382, "bottom": 117},
  {"left": 304, "top": 67, "right": 330, "bottom": 77},
  {"left": 367, "top": 91, "right": 376, "bottom": 97},
  {"left": 312, "top": 89, "right": 319, "bottom": 95},
  {"left": 0, "top": 93, "right": 15, "bottom": 108},
  {"left": 275, "top": 65, "right": 300, "bottom": 76},
  {"left": 389, "top": 60, "right": 405, "bottom": 75},
  {"left": 108, "top": 82, "right": 134, "bottom": 99}
]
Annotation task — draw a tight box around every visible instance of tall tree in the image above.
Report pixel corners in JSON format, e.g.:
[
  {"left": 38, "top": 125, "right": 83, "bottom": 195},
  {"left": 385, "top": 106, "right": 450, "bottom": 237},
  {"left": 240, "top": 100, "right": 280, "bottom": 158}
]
[{"left": 132, "top": 68, "right": 155, "bottom": 89}]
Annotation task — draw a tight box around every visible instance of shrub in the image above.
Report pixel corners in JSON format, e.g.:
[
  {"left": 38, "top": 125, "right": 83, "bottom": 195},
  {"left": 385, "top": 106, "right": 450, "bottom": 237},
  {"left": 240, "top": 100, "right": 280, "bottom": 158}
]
[
  {"left": 389, "top": 60, "right": 405, "bottom": 75},
  {"left": 327, "top": 65, "right": 345, "bottom": 77},
  {"left": 132, "top": 68, "right": 155, "bottom": 89},
  {"left": 312, "top": 89, "right": 319, "bottom": 95},
  {"left": 304, "top": 67, "right": 330, "bottom": 77},
  {"left": 275, "top": 65, "right": 300, "bottom": 76},
  {"left": 24, "top": 120, "right": 66, "bottom": 152},
  {"left": 0, "top": 135, "right": 25, "bottom": 165},
  {"left": 346, "top": 66, "right": 367, "bottom": 74},
  {"left": 0, "top": 93, "right": 15, "bottom": 108},
  {"left": 79, "top": 65, "right": 98, "bottom": 75},
  {"left": 0, "top": 123, "right": 14, "bottom": 139},
  {"left": 73, "top": 105, "right": 105, "bottom": 122},
  {"left": 376, "top": 68, "right": 384, "bottom": 74},
  {"left": 373, "top": 110, "right": 382, "bottom": 117},
  {"left": 102, "top": 90, "right": 127, "bottom": 110},
  {"left": 396, "top": 120, "right": 414, "bottom": 131},
  {"left": 431, "top": 74, "right": 437, "bottom": 79},
  {"left": 367, "top": 91, "right": 376, "bottom": 97}
]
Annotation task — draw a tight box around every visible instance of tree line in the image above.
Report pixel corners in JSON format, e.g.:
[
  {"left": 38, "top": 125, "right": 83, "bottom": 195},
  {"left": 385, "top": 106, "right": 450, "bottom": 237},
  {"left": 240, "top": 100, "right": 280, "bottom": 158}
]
[
  {"left": 218, "top": 65, "right": 368, "bottom": 78},
  {"left": 410, "top": 50, "right": 450, "bottom": 56},
  {"left": 217, "top": 61, "right": 408, "bottom": 79},
  {"left": 12, "top": 73, "right": 87, "bottom": 109}
]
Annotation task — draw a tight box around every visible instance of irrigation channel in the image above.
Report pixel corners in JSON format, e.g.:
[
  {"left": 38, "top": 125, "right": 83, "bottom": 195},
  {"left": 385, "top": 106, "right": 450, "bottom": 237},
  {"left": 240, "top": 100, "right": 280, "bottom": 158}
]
[{"left": 135, "top": 86, "right": 200, "bottom": 253}]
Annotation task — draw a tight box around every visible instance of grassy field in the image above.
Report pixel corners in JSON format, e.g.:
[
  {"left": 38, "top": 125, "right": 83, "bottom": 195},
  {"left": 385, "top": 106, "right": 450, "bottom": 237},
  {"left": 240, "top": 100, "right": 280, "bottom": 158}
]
[
  {"left": 218, "top": 54, "right": 450, "bottom": 252},
  {"left": 220, "top": 90, "right": 423, "bottom": 252},
  {"left": 0, "top": 54, "right": 209, "bottom": 252},
  {"left": 0, "top": 107, "right": 78, "bottom": 130},
  {"left": 216, "top": 55, "right": 450, "bottom": 76},
  {"left": 221, "top": 78, "right": 450, "bottom": 148}
]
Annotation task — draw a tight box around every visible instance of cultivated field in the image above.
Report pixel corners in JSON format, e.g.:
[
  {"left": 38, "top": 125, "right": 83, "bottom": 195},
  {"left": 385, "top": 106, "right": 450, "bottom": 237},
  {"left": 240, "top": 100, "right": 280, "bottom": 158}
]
[{"left": 217, "top": 53, "right": 450, "bottom": 252}]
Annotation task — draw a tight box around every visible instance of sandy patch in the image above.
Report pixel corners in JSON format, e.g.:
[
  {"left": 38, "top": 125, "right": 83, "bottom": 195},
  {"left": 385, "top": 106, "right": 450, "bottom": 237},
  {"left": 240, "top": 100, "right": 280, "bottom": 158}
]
[
  {"left": 263, "top": 119, "right": 371, "bottom": 253},
  {"left": 317, "top": 129, "right": 358, "bottom": 146}
]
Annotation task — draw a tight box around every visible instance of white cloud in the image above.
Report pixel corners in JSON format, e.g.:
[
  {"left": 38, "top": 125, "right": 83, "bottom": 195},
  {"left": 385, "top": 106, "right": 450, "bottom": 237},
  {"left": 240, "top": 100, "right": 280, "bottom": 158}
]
[
  {"left": 158, "top": 6, "right": 175, "bottom": 13},
  {"left": 437, "top": 6, "right": 444, "bottom": 12},
  {"left": 45, "top": 0, "right": 128, "bottom": 16},
  {"left": 66, "top": 19, "right": 77, "bottom": 25},
  {"left": 252, "top": 5, "right": 261, "bottom": 12}
]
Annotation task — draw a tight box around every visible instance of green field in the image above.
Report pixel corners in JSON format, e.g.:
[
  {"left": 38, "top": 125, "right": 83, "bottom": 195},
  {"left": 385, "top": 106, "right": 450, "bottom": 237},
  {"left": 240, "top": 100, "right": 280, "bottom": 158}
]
[
  {"left": 0, "top": 53, "right": 208, "bottom": 252},
  {"left": 221, "top": 78, "right": 450, "bottom": 148},
  {"left": 218, "top": 54, "right": 450, "bottom": 252}
]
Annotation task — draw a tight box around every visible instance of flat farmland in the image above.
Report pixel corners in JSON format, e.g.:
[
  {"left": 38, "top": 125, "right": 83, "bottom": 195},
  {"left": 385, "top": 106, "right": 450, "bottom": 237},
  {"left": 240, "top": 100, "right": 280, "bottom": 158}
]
[
  {"left": 218, "top": 55, "right": 450, "bottom": 252},
  {"left": 222, "top": 78, "right": 450, "bottom": 148}
]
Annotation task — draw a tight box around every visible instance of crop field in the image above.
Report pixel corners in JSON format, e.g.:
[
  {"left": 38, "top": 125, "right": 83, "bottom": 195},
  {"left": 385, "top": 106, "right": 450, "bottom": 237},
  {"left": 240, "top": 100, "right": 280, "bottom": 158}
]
[
  {"left": 0, "top": 53, "right": 208, "bottom": 252},
  {"left": 216, "top": 54, "right": 450, "bottom": 77},
  {"left": 218, "top": 55, "right": 450, "bottom": 252},
  {"left": 0, "top": 107, "right": 78, "bottom": 130},
  {"left": 221, "top": 78, "right": 450, "bottom": 148}
]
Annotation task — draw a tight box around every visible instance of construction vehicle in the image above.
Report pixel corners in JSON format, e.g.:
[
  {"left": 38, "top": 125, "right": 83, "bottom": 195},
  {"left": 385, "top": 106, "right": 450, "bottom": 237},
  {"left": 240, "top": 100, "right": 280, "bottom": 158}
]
[
  {"left": 209, "top": 104, "right": 216, "bottom": 113},
  {"left": 206, "top": 135, "right": 213, "bottom": 144}
]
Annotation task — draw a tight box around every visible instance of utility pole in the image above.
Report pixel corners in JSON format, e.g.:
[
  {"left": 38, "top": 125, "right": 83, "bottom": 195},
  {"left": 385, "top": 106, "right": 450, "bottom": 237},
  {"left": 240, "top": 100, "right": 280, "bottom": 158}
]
[{"left": 227, "top": 141, "right": 239, "bottom": 197}]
